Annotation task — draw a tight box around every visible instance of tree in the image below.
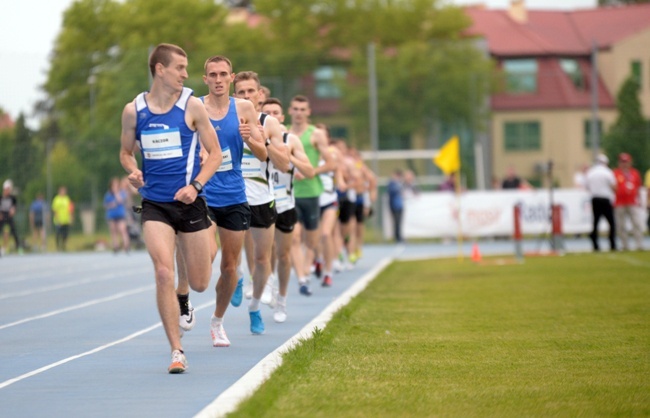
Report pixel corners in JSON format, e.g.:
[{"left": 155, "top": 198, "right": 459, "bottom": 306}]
[{"left": 603, "top": 76, "right": 649, "bottom": 175}]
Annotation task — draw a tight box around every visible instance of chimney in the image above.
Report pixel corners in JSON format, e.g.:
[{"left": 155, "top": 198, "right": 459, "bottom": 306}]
[{"left": 508, "top": 0, "right": 528, "bottom": 24}]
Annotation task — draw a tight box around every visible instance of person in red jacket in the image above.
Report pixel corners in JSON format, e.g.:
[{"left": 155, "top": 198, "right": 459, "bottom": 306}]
[{"left": 613, "top": 153, "right": 644, "bottom": 250}]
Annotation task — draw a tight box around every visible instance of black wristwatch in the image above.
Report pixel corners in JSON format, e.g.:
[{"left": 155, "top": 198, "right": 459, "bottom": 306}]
[{"left": 190, "top": 180, "right": 203, "bottom": 193}]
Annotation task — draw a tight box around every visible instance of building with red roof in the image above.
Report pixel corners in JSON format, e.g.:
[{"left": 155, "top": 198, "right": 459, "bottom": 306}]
[{"left": 465, "top": 0, "right": 650, "bottom": 187}]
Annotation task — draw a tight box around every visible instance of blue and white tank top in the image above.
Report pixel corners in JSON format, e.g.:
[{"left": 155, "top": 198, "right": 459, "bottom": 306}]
[
  {"left": 269, "top": 132, "right": 294, "bottom": 214},
  {"left": 202, "top": 97, "right": 247, "bottom": 208},
  {"left": 135, "top": 87, "right": 200, "bottom": 202}
]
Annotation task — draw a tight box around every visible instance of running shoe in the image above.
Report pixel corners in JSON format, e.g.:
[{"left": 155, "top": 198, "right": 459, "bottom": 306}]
[
  {"left": 249, "top": 310, "right": 265, "bottom": 335},
  {"left": 313, "top": 260, "right": 322, "bottom": 278},
  {"left": 273, "top": 302, "right": 287, "bottom": 323},
  {"left": 168, "top": 350, "right": 187, "bottom": 374},
  {"left": 261, "top": 275, "right": 274, "bottom": 305},
  {"left": 299, "top": 284, "right": 312, "bottom": 296},
  {"left": 322, "top": 275, "right": 333, "bottom": 287},
  {"left": 332, "top": 259, "right": 343, "bottom": 273},
  {"left": 179, "top": 300, "right": 195, "bottom": 332},
  {"left": 230, "top": 277, "right": 244, "bottom": 307},
  {"left": 210, "top": 315, "right": 231, "bottom": 347}
]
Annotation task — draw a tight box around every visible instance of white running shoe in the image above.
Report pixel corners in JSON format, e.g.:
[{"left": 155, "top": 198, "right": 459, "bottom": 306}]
[
  {"left": 273, "top": 302, "right": 287, "bottom": 323},
  {"left": 179, "top": 300, "right": 195, "bottom": 332},
  {"left": 333, "top": 259, "right": 343, "bottom": 273},
  {"left": 261, "top": 275, "right": 274, "bottom": 305},
  {"left": 210, "top": 316, "right": 230, "bottom": 347},
  {"left": 168, "top": 350, "right": 187, "bottom": 374}
]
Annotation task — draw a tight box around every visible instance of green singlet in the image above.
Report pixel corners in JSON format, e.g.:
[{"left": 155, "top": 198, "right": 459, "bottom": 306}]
[{"left": 292, "top": 125, "right": 323, "bottom": 198}]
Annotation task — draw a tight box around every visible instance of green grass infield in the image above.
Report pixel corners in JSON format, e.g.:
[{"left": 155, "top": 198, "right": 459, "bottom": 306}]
[{"left": 230, "top": 252, "right": 650, "bottom": 418}]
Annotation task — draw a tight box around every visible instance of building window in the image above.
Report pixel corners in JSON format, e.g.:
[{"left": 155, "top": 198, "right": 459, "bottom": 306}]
[
  {"left": 560, "top": 58, "right": 585, "bottom": 90},
  {"left": 631, "top": 60, "right": 642, "bottom": 87},
  {"left": 503, "top": 59, "right": 538, "bottom": 93},
  {"left": 504, "top": 121, "right": 540, "bottom": 151},
  {"left": 314, "top": 66, "right": 346, "bottom": 99},
  {"left": 584, "top": 119, "right": 603, "bottom": 148}
]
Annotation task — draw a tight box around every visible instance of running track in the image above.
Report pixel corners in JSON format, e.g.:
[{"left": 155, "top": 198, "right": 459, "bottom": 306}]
[{"left": 0, "top": 238, "right": 615, "bottom": 417}]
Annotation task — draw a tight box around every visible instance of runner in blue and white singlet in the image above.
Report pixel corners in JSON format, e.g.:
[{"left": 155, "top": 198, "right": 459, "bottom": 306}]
[
  {"left": 135, "top": 87, "right": 202, "bottom": 202},
  {"left": 202, "top": 96, "right": 247, "bottom": 208}
]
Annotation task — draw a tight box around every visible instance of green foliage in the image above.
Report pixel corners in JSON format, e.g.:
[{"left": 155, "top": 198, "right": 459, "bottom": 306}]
[
  {"left": 29, "top": 0, "right": 494, "bottom": 208},
  {"left": 603, "top": 76, "right": 649, "bottom": 174}
]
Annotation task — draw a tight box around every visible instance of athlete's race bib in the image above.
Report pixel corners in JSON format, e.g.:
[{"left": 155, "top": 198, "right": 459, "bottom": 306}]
[
  {"left": 141, "top": 128, "right": 182, "bottom": 160},
  {"left": 273, "top": 185, "right": 289, "bottom": 204},
  {"left": 217, "top": 147, "right": 233, "bottom": 172},
  {"left": 242, "top": 154, "right": 262, "bottom": 178}
]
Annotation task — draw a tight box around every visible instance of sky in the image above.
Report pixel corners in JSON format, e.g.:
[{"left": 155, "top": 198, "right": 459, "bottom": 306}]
[{"left": 1, "top": 0, "right": 597, "bottom": 128}]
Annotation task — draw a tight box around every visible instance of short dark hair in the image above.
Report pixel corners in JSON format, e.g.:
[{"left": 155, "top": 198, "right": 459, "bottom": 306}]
[
  {"left": 262, "top": 97, "right": 283, "bottom": 108},
  {"left": 233, "top": 71, "right": 260, "bottom": 89},
  {"left": 149, "top": 43, "right": 187, "bottom": 77},
  {"left": 203, "top": 55, "right": 233, "bottom": 74}
]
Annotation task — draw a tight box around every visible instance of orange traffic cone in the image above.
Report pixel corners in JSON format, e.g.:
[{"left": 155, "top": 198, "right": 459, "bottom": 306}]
[{"left": 471, "top": 243, "right": 482, "bottom": 263}]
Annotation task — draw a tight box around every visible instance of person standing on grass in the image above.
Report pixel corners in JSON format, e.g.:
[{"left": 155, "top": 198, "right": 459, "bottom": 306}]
[
  {"left": 613, "top": 152, "right": 644, "bottom": 251},
  {"left": 387, "top": 169, "right": 405, "bottom": 243},
  {"left": 51, "top": 185, "right": 73, "bottom": 252},
  {"left": 103, "top": 177, "right": 130, "bottom": 254},
  {"left": 29, "top": 192, "right": 48, "bottom": 252},
  {"left": 119, "top": 43, "right": 222, "bottom": 374},
  {"left": 585, "top": 154, "right": 617, "bottom": 252},
  {"left": 0, "top": 179, "right": 21, "bottom": 255}
]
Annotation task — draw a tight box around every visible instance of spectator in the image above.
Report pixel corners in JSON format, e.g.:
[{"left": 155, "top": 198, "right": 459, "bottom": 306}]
[
  {"left": 502, "top": 166, "right": 522, "bottom": 189},
  {"left": 387, "top": 169, "right": 405, "bottom": 243},
  {"left": 52, "top": 186, "right": 74, "bottom": 251},
  {"left": 103, "top": 177, "right": 130, "bottom": 253},
  {"left": 573, "top": 164, "right": 589, "bottom": 189},
  {"left": 613, "top": 153, "right": 643, "bottom": 250},
  {"left": 0, "top": 179, "right": 21, "bottom": 255},
  {"left": 439, "top": 173, "right": 456, "bottom": 192},
  {"left": 645, "top": 167, "right": 650, "bottom": 232},
  {"left": 403, "top": 169, "right": 420, "bottom": 198},
  {"left": 29, "top": 192, "right": 48, "bottom": 252},
  {"left": 585, "top": 154, "right": 616, "bottom": 252}
]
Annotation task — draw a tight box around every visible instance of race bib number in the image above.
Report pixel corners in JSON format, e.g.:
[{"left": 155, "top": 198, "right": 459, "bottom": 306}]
[
  {"left": 242, "top": 154, "right": 262, "bottom": 178},
  {"left": 217, "top": 147, "right": 233, "bottom": 172},
  {"left": 141, "top": 128, "right": 182, "bottom": 160},
  {"left": 273, "top": 185, "right": 288, "bottom": 204}
]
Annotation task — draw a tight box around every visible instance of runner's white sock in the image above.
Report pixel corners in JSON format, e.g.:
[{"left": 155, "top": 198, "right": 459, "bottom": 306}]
[{"left": 249, "top": 297, "right": 260, "bottom": 312}]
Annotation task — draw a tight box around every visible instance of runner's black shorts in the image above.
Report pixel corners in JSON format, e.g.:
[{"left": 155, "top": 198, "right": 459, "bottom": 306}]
[
  {"left": 208, "top": 202, "right": 251, "bottom": 231},
  {"left": 275, "top": 208, "right": 298, "bottom": 233},
  {"left": 141, "top": 198, "right": 211, "bottom": 233},
  {"left": 295, "top": 197, "right": 320, "bottom": 231},
  {"left": 250, "top": 201, "right": 277, "bottom": 229}
]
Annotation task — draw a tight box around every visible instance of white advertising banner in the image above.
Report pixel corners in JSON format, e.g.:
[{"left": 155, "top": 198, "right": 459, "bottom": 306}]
[{"left": 383, "top": 189, "right": 648, "bottom": 239}]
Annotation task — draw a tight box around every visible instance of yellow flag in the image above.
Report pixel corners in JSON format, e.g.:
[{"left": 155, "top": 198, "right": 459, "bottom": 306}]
[{"left": 433, "top": 136, "right": 460, "bottom": 175}]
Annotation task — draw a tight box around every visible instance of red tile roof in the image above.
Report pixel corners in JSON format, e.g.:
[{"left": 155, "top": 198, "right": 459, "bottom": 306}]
[{"left": 465, "top": 3, "right": 650, "bottom": 56}]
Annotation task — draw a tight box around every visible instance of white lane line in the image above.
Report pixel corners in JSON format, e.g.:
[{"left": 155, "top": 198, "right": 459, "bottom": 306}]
[
  {"left": 0, "top": 268, "right": 151, "bottom": 300},
  {"left": 0, "top": 323, "right": 162, "bottom": 390},
  {"left": 194, "top": 256, "right": 394, "bottom": 418},
  {"left": 0, "top": 285, "right": 154, "bottom": 330},
  {"left": 0, "top": 300, "right": 215, "bottom": 391}
]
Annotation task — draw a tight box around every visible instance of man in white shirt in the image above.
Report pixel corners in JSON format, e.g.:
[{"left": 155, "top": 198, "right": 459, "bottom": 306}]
[{"left": 585, "top": 154, "right": 617, "bottom": 252}]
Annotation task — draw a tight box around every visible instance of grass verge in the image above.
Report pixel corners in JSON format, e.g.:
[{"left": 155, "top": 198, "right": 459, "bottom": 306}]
[{"left": 229, "top": 252, "right": 650, "bottom": 417}]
